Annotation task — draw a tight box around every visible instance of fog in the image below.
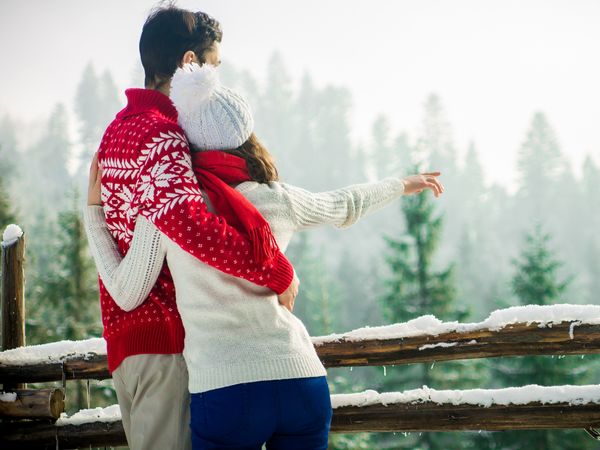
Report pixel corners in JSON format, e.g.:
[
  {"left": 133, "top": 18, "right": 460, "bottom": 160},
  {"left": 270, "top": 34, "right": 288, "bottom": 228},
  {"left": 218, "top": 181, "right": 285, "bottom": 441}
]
[
  {"left": 1, "top": 1, "right": 600, "bottom": 448},
  {"left": 2, "top": 0, "right": 600, "bottom": 186}
]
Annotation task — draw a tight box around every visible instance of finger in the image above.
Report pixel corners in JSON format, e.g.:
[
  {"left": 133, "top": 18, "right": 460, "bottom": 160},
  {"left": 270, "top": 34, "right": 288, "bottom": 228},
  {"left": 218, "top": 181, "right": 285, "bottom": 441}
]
[
  {"left": 426, "top": 182, "right": 441, "bottom": 197},
  {"left": 430, "top": 182, "right": 442, "bottom": 196},
  {"left": 429, "top": 177, "right": 444, "bottom": 194},
  {"left": 421, "top": 172, "right": 441, "bottom": 177}
]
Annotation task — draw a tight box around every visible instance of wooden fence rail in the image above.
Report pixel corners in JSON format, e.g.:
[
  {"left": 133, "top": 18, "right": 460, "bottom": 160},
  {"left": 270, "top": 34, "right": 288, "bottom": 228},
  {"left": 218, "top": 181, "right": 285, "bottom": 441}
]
[
  {"left": 316, "top": 321, "right": 600, "bottom": 367},
  {"left": 3, "top": 224, "right": 600, "bottom": 448},
  {"left": 2, "top": 320, "right": 599, "bottom": 384},
  {"left": 0, "top": 420, "right": 125, "bottom": 450},
  {"left": 2, "top": 400, "right": 600, "bottom": 449}
]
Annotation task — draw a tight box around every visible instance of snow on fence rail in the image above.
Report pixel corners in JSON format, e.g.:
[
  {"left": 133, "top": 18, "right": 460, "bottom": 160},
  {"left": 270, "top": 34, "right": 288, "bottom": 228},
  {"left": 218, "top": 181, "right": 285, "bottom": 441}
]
[
  {"left": 3, "top": 385, "right": 600, "bottom": 448},
  {"left": 2, "top": 305, "right": 600, "bottom": 383}
]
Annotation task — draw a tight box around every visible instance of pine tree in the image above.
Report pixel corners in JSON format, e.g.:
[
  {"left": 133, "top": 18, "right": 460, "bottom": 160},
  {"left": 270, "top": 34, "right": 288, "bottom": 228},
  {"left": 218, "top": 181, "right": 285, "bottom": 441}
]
[
  {"left": 26, "top": 190, "right": 102, "bottom": 411},
  {"left": 24, "top": 103, "right": 72, "bottom": 220},
  {"left": 283, "top": 72, "right": 317, "bottom": 186},
  {"left": 99, "top": 70, "right": 121, "bottom": 123},
  {"left": 515, "top": 112, "right": 565, "bottom": 222},
  {"left": 581, "top": 156, "right": 600, "bottom": 305},
  {"left": 415, "top": 94, "right": 457, "bottom": 174},
  {"left": 312, "top": 85, "right": 354, "bottom": 189},
  {"left": 74, "top": 64, "right": 121, "bottom": 190},
  {"left": 255, "top": 52, "right": 296, "bottom": 164},
  {"left": 371, "top": 114, "right": 392, "bottom": 179},
  {"left": 490, "top": 226, "right": 596, "bottom": 450},
  {"left": 414, "top": 94, "right": 461, "bottom": 264},
  {"left": 455, "top": 142, "right": 497, "bottom": 318},
  {"left": 0, "top": 116, "right": 21, "bottom": 223},
  {"left": 75, "top": 63, "right": 102, "bottom": 152},
  {"left": 0, "top": 132, "right": 16, "bottom": 228},
  {"left": 378, "top": 171, "right": 479, "bottom": 449},
  {"left": 381, "top": 175, "right": 461, "bottom": 327},
  {"left": 0, "top": 115, "right": 19, "bottom": 178},
  {"left": 287, "top": 233, "right": 341, "bottom": 337},
  {"left": 0, "top": 166, "right": 15, "bottom": 229}
]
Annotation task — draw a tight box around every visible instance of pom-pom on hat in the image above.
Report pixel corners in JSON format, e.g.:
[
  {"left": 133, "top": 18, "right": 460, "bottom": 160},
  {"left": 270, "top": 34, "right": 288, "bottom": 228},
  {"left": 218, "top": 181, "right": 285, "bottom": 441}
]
[{"left": 170, "top": 63, "right": 254, "bottom": 151}]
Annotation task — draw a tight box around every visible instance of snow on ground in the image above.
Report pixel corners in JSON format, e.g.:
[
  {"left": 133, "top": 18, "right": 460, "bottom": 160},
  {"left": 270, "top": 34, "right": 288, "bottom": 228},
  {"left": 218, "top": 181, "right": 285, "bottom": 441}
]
[
  {"left": 2, "top": 224, "right": 23, "bottom": 246},
  {"left": 47, "top": 384, "right": 600, "bottom": 426},
  {"left": 56, "top": 404, "right": 122, "bottom": 426},
  {"left": 313, "top": 304, "right": 600, "bottom": 344},
  {"left": 0, "top": 392, "right": 17, "bottom": 402},
  {"left": 0, "top": 338, "right": 105, "bottom": 366},
  {"left": 331, "top": 385, "right": 600, "bottom": 409}
]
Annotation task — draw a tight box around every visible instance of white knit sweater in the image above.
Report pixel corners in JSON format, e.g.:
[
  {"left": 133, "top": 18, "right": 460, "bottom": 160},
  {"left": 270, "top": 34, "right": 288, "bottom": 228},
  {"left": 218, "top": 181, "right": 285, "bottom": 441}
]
[{"left": 84, "top": 178, "right": 405, "bottom": 393}]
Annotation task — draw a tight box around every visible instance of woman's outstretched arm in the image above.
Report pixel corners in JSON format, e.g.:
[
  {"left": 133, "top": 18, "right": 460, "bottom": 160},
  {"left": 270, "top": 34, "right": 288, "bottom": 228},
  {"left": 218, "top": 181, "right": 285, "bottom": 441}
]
[{"left": 281, "top": 173, "right": 443, "bottom": 230}]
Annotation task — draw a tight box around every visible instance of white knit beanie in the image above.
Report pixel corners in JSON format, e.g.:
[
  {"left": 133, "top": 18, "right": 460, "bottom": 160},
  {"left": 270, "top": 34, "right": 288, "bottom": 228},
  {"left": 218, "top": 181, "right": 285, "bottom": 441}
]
[{"left": 170, "top": 63, "right": 254, "bottom": 151}]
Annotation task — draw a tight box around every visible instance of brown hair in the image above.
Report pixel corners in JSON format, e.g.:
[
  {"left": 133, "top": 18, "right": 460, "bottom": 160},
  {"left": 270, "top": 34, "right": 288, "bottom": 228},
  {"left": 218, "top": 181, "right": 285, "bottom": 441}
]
[
  {"left": 140, "top": 4, "right": 222, "bottom": 89},
  {"left": 225, "top": 133, "right": 279, "bottom": 183}
]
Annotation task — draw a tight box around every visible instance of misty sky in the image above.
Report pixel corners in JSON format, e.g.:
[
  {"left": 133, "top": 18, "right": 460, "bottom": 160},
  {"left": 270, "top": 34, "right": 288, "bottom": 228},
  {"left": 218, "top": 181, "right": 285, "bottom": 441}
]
[{"left": 1, "top": 0, "right": 599, "bottom": 187}]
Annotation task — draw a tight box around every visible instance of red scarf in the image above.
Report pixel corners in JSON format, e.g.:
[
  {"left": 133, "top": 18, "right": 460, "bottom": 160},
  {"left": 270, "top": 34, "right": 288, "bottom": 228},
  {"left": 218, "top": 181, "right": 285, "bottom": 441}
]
[{"left": 192, "top": 151, "right": 280, "bottom": 265}]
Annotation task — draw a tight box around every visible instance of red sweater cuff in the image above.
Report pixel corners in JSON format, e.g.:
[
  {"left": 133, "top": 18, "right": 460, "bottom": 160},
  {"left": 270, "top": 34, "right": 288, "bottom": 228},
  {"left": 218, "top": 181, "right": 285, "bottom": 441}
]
[{"left": 267, "top": 252, "right": 294, "bottom": 295}]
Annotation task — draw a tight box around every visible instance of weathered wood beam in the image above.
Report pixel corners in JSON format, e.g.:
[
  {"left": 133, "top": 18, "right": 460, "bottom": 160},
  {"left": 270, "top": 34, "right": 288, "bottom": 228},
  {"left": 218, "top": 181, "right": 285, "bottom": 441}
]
[
  {"left": 0, "top": 420, "right": 125, "bottom": 449},
  {"left": 2, "top": 321, "right": 600, "bottom": 383},
  {"left": 0, "top": 354, "right": 110, "bottom": 384},
  {"left": 331, "top": 401, "right": 600, "bottom": 432},
  {"left": 1, "top": 233, "right": 26, "bottom": 390},
  {"left": 316, "top": 321, "right": 600, "bottom": 368},
  {"left": 0, "top": 388, "right": 64, "bottom": 421},
  {"left": 2, "top": 401, "right": 600, "bottom": 448}
]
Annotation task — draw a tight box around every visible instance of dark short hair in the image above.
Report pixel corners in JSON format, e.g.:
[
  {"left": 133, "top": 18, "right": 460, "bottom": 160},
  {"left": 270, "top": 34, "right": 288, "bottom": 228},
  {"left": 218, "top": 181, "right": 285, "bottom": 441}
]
[{"left": 140, "top": 4, "right": 222, "bottom": 88}]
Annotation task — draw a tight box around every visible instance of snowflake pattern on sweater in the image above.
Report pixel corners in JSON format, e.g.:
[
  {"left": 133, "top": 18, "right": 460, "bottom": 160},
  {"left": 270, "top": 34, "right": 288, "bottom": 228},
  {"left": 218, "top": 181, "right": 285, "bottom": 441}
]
[{"left": 97, "top": 89, "right": 293, "bottom": 372}]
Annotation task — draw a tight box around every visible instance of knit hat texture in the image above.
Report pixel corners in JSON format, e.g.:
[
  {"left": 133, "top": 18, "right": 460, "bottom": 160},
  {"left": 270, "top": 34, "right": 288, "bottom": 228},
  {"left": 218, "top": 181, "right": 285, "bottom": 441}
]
[{"left": 170, "top": 63, "right": 254, "bottom": 151}]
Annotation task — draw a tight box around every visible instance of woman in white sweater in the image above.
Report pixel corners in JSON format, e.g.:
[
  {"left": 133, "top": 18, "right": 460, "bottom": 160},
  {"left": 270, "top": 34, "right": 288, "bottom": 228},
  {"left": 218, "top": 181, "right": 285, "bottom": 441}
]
[{"left": 84, "top": 63, "right": 443, "bottom": 450}]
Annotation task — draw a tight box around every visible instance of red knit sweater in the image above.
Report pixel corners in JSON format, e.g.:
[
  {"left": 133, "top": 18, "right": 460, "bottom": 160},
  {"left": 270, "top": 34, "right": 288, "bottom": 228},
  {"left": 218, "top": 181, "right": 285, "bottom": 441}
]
[{"left": 98, "top": 89, "right": 294, "bottom": 372}]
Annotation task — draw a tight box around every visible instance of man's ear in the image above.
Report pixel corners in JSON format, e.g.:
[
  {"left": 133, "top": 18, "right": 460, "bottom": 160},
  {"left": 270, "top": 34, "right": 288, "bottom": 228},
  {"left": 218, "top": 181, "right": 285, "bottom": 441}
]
[{"left": 181, "top": 50, "right": 196, "bottom": 66}]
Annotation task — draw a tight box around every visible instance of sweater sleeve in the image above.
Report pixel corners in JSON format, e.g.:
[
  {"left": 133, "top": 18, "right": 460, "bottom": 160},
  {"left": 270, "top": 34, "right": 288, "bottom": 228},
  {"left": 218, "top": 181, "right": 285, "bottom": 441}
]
[
  {"left": 135, "top": 124, "right": 293, "bottom": 294},
  {"left": 83, "top": 205, "right": 166, "bottom": 312},
  {"left": 280, "top": 177, "right": 405, "bottom": 230}
]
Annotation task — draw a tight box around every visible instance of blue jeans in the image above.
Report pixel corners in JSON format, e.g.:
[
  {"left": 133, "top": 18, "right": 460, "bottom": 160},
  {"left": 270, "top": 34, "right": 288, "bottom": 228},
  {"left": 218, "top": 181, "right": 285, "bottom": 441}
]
[{"left": 190, "top": 376, "right": 332, "bottom": 450}]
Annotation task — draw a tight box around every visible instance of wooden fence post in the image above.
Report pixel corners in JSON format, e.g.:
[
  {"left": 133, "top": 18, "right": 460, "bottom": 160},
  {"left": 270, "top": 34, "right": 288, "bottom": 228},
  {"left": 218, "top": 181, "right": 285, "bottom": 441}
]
[{"left": 1, "top": 225, "right": 26, "bottom": 390}]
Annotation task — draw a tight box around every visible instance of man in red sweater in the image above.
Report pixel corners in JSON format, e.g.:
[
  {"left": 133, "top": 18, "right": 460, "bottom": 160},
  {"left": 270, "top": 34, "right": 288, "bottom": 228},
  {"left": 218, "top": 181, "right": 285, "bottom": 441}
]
[{"left": 91, "top": 6, "right": 297, "bottom": 450}]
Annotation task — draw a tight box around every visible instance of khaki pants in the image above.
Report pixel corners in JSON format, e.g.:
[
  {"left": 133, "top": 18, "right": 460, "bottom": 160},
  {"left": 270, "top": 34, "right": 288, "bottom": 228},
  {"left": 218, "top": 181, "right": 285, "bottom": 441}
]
[{"left": 112, "top": 353, "right": 192, "bottom": 450}]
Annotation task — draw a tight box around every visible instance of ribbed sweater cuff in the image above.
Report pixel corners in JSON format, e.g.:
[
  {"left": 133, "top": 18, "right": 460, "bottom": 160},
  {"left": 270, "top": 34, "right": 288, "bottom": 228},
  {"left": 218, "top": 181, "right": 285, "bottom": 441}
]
[
  {"left": 267, "top": 252, "right": 294, "bottom": 295},
  {"left": 83, "top": 205, "right": 106, "bottom": 226}
]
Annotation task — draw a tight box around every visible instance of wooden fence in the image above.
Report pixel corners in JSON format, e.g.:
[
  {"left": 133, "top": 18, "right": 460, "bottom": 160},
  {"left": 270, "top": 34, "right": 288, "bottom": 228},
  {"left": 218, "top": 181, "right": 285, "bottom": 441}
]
[{"left": 2, "top": 231, "right": 600, "bottom": 449}]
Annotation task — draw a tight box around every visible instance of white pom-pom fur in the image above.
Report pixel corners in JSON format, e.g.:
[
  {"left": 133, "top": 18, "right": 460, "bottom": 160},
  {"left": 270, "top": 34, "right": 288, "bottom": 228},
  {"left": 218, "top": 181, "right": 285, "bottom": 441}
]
[{"left": 170, "top": 63, "right": 219, "bottom": 118}]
